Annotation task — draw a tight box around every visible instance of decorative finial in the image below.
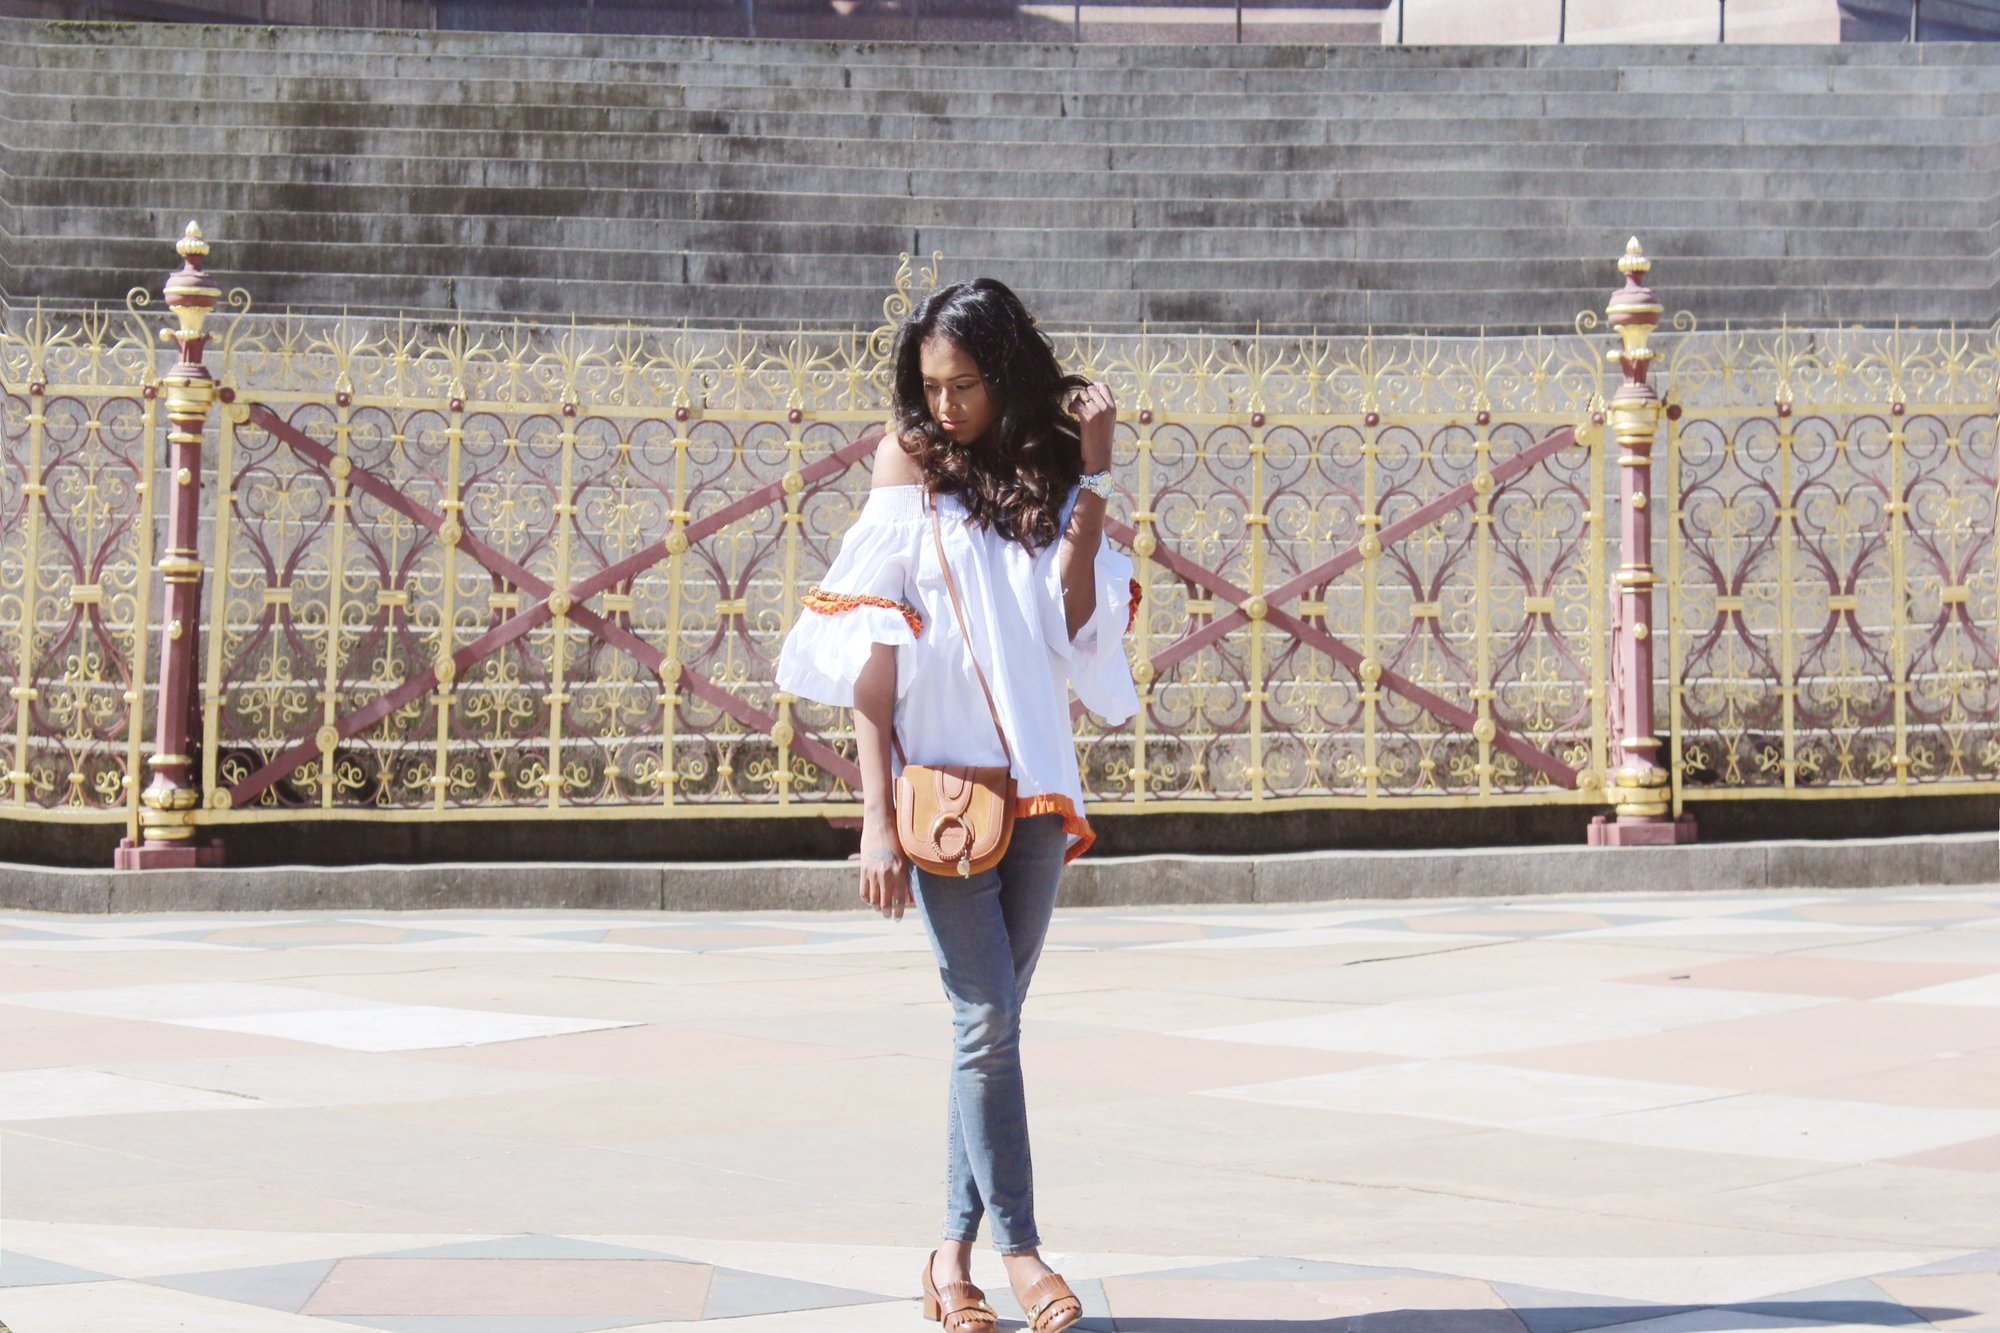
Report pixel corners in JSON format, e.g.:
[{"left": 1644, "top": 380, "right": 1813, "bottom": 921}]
[
  {"left": 1606, "top": 238, "right": 1662, "bottom": 363},
  {"left": 164, "top": 223, "right": 222, "bottom": 344}
]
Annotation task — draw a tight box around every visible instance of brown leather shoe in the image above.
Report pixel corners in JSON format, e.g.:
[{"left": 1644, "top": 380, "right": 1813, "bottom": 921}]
[
  {"left": 1019, "top": 1271, "right": 1083, "bottom": 1331},
  {"left": 920, "top": 1249, "right": 997, "bottom": 1331}
]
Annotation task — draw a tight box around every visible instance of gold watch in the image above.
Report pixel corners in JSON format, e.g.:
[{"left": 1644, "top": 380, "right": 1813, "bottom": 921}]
[{"left": 1078, "top": 470, "right": 1114, "bottom": 499}]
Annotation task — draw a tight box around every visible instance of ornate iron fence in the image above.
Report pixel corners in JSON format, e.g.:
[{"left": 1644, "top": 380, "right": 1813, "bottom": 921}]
[
  {"left": 3, "top": 229, "right": 1996, "bottom": 865},
  {"left": 1667, "top": 323, "right": 2000, "bottom": 806}
]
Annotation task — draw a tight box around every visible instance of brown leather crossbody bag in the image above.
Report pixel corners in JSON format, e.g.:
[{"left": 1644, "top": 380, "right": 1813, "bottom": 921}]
[{"left": 891, "top": 497, "right": 1017, "bottom": 879}]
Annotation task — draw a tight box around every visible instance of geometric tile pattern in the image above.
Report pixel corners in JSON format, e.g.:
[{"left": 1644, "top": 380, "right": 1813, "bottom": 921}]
[
  {"left": 0, "top": 1067, "right": 270, "bottom": 1121},
  {"left": 0, "top": 1249, "right": 116, "bottom": 1288},
  {"left": 297, "top": 1258, "right": 712, "bottom": 1317},
  {"left": 1, "top": 982, "right": 635, "bottom": 1053},
  {"left": 0, "top": 886, "right": 1995, "bottom": 1329}
]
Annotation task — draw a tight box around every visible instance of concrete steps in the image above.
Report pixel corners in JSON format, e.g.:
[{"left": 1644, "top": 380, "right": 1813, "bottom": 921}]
[
  {"left": 14, "top": 156, "right": 1990, "bottom": 203},
  {"left": 19, "top": 58, "right": 2000, "bottom": 114},
  {"left": 19, "top": 105, "right": 2000, "bottom": 156},
  {"left": 8, "top": 199, "right": 1989, "bottom": 280},
  {"left": 15, "top": 128, "right": 1987, "bottom": 183},
  {"left": 3, "top": 19, "right": 1996, "bottom": 332},
  {"left": 7, "top": 57, "right": 1979, "bottom": 102},
  {"left": 24, "top": 187, "right": 1989, "bottom": 237}
]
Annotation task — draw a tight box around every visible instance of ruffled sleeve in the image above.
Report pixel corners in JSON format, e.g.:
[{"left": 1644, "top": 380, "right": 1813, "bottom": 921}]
[
  {"left": 1040, "top": 486, "right": 1141, "bottom": 726},
  {"left": 1064, "top": 542, "right": 1142, "bottom": 725},
  {"left": 775, "top": 487, "right": 925, "bottom": 708}
]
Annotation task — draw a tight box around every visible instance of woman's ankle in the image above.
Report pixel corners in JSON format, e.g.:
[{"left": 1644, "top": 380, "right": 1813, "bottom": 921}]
[
  {"left": 1000, "top": 1249, "right": 1051, "bottom": 1277},
  {"left": 934, "top": 1240, "right": 975, "bottom": 1279}
]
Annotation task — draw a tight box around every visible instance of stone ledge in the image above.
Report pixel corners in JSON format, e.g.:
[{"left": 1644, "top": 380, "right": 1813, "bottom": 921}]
[{"left": 2, "top": 832, "right": 1989, "bottom": 914}]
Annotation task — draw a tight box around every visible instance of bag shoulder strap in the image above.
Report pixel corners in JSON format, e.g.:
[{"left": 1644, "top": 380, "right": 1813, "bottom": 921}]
[
  {"left": 888, "top": 494, "right": 1013, "bottom": 771},
  {"left": 930, "top": 496, "right": 1013, "bottom": 769}
]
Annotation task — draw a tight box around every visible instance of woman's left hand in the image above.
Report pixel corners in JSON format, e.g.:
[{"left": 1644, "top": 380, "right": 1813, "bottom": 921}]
[{"left": 1072, "top": 382, "right": 1117, "bottom": 473}]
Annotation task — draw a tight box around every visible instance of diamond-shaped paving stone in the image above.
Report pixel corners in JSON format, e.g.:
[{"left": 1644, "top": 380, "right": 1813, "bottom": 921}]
[
  {"left": 134, "top": 928, "right": 257, "bottom": 942},
  {"left": 0, "top": 1251, "right": 116, "bottom": 1288},
  {"left": 699, "top": 1265, "right": 896, "bottom": 1319},
  {"left": 302, "top": 1258, "right": 708, "bottom": 1320},
  {"left": 1491, "top": 1283, "right": 1695, "bottom": 1333},
  {"left": 320, "top": 1312, "right": 660, "bottom": 1320},
  {"left": 1724, "top": 1278, "right": 1929, "bottom": 1326},
  {"left": 147, "top": 1259, "right": 336, "bottom": 1312},
  {"left": 1883, "top": 1252, "right": 2000, "bottom": 1278},
  {"left": 363, "top": 1237, "right": 694, "bottom": 1263},
  {"left": 1150, "top": 1259, "right": 1455, "bottom": 1283},
  {"left": 1195, "top": 923, "right": 1298, "bottom": 939}
]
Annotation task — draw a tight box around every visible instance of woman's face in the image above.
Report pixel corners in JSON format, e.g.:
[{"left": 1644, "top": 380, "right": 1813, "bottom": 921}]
[{"left": 919, "top": 334, "right": 997, "bottom": 446}]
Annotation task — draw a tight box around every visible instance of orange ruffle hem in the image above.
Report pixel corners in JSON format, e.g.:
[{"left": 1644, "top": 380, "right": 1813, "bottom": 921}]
[{"left": 1015, "top": 791, "right": 1097, "bottom": 863}]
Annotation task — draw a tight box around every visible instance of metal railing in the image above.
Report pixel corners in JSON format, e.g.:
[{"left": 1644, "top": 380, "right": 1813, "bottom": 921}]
[
  {"left": 478, "top": 0, "right": 1985, "bottom": 45},
  {"left": 33, "top": 0, "right": 1397, "bottom": 44},
  {"left": 32, "top": 0, "right": 2000, "bottom": 43}
]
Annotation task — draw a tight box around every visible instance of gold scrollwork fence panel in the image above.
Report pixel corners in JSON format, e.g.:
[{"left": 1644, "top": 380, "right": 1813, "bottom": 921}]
[
  {"left": 8, "top": 258, "right": 2000, "bottom": 846},
  {"left": 0, "top": 304, "right": 160, "bottom": 841},
  {"left": 1667, "top": 324, "right": 2000, "bottom": 807},
  {"left": 207, "top": 317, "right": 895, "bottom": 819},
  {"left": 1, "top": 298, "right": 1619, "bottom": 829},
  {"left": 1087, "top": 328, "right": 1609, "bottom": 809}
]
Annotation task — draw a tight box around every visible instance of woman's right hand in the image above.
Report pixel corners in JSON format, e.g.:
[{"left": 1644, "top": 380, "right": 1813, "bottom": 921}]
[
  {"left": 1070, "top": 381, "right": 1117, "bottom": 473},
  {"left": 858, "top": 814, "right": 911, "bottom": 921}
]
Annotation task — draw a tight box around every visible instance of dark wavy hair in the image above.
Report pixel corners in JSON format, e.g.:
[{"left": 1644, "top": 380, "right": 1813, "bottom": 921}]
[{"left": 890, "top": 278, "right": 1088, "bottom": 551}]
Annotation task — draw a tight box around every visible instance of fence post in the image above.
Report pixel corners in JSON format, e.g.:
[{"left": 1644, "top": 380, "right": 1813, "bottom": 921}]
[
  {"left": 115, "top": 224, "right": 224, "bottom": 869},
  {"left": 1590, "top": 239, "right": 1695, "bottom": 847}
]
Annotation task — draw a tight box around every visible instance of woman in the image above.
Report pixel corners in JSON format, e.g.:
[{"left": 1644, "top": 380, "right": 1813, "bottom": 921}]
[{"left": 775, "top": 278, "right": 1138, "bottom": 1332}]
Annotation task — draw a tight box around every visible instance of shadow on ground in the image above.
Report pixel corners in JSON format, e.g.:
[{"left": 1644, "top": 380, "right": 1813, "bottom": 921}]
[{"left": 1057, "top": 1299, "right": 1960, "bottom": 1332}]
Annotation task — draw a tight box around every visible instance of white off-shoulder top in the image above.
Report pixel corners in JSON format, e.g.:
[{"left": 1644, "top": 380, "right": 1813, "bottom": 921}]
[{"left": 775, "top": 483, "right": 1140, "bottom": 862}]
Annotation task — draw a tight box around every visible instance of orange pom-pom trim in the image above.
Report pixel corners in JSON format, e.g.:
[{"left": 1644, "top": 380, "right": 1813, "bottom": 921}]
[{"left": 800, "top": 586, "right": 924, "bottom": 637}]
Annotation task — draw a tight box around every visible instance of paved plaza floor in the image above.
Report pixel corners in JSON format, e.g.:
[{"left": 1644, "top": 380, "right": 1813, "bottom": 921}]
[{"left": 0, "top": 885, "right": 1996, "bottom": 1331}]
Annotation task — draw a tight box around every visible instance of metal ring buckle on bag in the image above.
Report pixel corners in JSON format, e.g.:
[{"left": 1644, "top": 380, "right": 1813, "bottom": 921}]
[{"left": 929, "top": 813, "right": 974, "bottom": 876}]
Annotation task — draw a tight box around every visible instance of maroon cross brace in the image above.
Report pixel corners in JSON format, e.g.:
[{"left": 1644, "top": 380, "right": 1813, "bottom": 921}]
[
  {"left": 227, "top": 409, "right": 1580, "bottom": 810},
  {"left": 226, "top": 406, "right": 884, "bottom": 807},
  {"left": 1085, "top": 426, "right": 1583, "bottom": 790}
]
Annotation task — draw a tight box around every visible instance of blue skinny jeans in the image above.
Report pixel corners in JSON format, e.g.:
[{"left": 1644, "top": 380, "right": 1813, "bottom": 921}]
[{"left": 910, "top": 813, "right": 1068, "bottom": 1255}]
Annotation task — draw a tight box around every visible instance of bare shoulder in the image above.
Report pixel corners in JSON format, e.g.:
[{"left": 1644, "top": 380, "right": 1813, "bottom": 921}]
[{"left": 869, "top": 428, "right": 925, "bottom": 489}]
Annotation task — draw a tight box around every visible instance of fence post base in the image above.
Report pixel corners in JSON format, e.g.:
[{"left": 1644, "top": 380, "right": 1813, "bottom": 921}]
[
  {"left": 1588, "top": 814, "right": 1697, "bottom": 847},
  {"left": 114, "top": 837, "right": 225, "bottom": 870}
]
